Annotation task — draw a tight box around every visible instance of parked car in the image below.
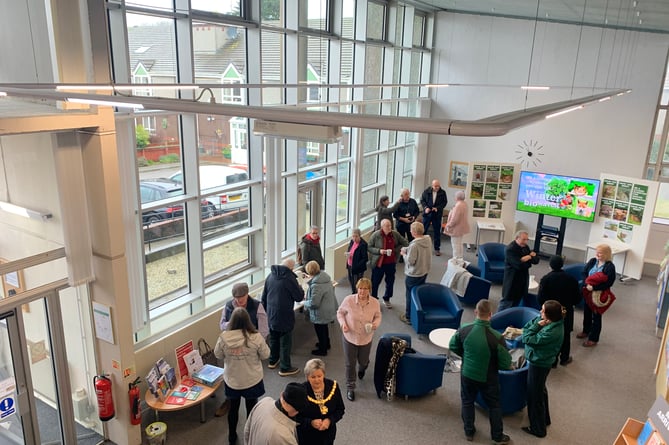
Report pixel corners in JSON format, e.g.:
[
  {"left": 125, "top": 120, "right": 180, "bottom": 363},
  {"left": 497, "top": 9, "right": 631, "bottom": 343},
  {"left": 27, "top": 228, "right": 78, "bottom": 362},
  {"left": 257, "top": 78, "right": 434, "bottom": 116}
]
[
  {"left": 139, "top": 179, "right": 214, "bottom": 224},
  {"left": 169, "top": 165, "right": 249, "bottom": 214}
]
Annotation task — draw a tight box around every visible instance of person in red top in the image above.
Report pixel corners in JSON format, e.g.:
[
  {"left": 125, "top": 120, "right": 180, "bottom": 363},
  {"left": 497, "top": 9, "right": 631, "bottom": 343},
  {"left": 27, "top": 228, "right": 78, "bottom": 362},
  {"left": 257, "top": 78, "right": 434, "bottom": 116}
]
[
  {"left": 299, "top": 226, "right": 325, "bottom": 269},
  {"left": 367, "top": 219, "right": 409, "bottom": 309}
]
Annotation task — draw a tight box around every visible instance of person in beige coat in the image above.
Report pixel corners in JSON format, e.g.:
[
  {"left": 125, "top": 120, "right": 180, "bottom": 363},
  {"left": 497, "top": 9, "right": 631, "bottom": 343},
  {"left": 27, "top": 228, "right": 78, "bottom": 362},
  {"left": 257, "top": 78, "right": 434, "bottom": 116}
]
[{"left": 443, "top": 191, "right": 470, "bottom": 260}]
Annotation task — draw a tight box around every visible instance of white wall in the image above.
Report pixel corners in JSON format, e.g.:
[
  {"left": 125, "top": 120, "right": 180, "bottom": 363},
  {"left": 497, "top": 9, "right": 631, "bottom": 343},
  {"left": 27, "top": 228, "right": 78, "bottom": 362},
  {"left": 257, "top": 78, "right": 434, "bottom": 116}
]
[{"left": 428, "top": 12, "right": 669, "bottom": 255}]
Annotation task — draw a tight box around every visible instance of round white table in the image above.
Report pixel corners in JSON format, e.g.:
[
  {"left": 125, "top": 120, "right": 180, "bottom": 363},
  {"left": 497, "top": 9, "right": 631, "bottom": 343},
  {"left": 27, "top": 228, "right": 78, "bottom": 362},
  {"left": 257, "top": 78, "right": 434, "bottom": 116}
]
[
  {"left": 429, "top": 327, "right": 457, "bottom": 349},
  {"left": 428, "top": 328, "right": 460, "bottom": 372}
]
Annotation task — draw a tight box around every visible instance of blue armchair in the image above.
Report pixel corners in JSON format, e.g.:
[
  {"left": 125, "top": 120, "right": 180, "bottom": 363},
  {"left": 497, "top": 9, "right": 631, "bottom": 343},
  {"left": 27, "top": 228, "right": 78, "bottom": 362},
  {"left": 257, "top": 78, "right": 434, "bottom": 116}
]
[
  {"left": 519, "top": 292, "right": 541, "bottom": 310},
  {"left": 477, "top": 361, "right": 530, "bottom": 415},
  {"left": 378, "top": 333, "right": 447, "bottom": 400},
  {"left": 410, "top": 283, "right": 464, "bottom": 335},
  {"left": 489, "top": 307, "right": 540, "bottom": 349},
  {"left": 563, "top": 263, "right": 585, "bottom": 288},
  {"left": 564, "top": 263, "right": 585, "bottom": 308},
  {"left": 457, "top": 274, "right": 492, "bottom": 306},
  {"left": 477, "top": 243, "right": 506, "bottom": 284}
]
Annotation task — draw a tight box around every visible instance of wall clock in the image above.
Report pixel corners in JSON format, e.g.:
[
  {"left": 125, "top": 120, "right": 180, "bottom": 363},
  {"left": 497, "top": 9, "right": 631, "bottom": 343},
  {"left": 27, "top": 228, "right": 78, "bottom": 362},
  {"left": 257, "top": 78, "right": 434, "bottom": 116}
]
[{"left": 515, "top": 139, "right": 544, "bottom": 168}]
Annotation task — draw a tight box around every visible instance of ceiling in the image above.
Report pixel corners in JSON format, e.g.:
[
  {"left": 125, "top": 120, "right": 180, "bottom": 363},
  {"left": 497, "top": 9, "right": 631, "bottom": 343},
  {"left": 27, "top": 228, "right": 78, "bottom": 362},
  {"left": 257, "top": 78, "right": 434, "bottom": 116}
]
[{"left": 412, "top": 0, "right": 669, "bottom": 34}]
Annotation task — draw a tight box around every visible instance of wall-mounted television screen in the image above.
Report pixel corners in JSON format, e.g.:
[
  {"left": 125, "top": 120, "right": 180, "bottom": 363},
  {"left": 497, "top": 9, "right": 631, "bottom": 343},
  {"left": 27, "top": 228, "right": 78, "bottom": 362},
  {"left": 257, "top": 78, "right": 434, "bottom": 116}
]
[{"left": 516, "top": 171, "right": 601, "bottom": 223}]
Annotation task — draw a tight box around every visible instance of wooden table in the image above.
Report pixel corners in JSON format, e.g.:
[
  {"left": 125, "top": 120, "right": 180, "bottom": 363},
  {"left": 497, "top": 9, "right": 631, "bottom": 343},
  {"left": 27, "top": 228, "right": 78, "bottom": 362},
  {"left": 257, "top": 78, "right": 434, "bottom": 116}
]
[{"left": 145, "top": 379, "right": 223, "bottom": 423}]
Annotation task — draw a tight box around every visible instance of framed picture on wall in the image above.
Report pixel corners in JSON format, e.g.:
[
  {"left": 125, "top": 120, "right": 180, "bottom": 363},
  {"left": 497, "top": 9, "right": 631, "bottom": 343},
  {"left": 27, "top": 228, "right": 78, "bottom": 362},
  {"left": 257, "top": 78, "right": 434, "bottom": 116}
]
[{"left": 449, "top": 161, "right": 468, "bottom": 189}]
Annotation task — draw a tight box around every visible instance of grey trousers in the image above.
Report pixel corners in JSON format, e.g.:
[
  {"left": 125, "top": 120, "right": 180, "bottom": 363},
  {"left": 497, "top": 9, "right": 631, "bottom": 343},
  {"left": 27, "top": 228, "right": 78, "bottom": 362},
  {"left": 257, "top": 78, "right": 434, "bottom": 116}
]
[{"left": 341, "top": 336, "right": 372, "bottom": 390}]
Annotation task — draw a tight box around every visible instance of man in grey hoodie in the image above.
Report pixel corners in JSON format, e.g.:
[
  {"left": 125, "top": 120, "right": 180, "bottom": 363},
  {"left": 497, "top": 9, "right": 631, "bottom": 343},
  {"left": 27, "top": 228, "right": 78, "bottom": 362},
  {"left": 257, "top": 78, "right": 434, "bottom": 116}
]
[{"left": 399, "top": 222, "right": 433, "bottom": 324}]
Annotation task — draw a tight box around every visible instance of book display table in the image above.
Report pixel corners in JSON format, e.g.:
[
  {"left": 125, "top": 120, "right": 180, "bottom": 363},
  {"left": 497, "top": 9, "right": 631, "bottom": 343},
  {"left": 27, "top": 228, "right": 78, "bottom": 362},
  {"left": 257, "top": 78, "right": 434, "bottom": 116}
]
[{"left": 145, "top": 378, "right": 223, "bottom": 423}]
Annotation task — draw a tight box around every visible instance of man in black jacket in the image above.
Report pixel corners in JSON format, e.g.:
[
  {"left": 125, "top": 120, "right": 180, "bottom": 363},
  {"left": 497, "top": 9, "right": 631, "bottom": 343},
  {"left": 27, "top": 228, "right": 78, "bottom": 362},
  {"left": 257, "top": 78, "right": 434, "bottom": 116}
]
[
  {"left": 420, "top": 179, "right": 448, "bottom": 255},
  {"left": 261, "top": 259, "right": 304, "bottom": 376},
  {"left": 498, "top": 231, "right": 539, "bottom": 312},
  {"left": 393, "top": 188, "right": 420, "bottom": 244},
  {"left": 537, "top": 255, "right": 581, "bottom": 366}
]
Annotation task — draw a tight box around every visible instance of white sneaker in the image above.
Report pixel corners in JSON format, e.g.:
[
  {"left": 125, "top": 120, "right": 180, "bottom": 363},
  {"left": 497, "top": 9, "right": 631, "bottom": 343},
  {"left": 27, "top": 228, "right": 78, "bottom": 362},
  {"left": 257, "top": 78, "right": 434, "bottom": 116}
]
[{"left": 384, "top": 300, "right": 393, "bottom": 309}]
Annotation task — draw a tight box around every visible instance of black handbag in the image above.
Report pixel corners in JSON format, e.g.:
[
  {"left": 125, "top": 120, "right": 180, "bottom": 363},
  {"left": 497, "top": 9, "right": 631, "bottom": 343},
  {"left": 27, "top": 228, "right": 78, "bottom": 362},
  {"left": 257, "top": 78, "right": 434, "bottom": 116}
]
[{"left": 198, "top": 338, "right": 218, "bottom": 366}]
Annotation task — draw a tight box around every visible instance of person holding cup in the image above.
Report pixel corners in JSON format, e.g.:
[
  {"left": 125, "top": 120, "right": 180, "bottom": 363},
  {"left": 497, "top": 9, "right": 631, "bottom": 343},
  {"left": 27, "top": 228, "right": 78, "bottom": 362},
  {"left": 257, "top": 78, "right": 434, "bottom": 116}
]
[
  {"left": 368, "top": 218, "right": 409, "bottom": 309},
  {"left": 336, "top": 277, "right": 382, "bottom": 402}
]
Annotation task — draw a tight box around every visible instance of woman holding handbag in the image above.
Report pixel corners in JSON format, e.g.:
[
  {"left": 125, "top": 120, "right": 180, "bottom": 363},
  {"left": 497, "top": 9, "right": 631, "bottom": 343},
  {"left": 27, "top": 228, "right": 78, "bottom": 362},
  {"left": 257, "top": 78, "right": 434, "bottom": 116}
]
[{"left": 577, "top": 244, "right": 616, "bottom": 347}]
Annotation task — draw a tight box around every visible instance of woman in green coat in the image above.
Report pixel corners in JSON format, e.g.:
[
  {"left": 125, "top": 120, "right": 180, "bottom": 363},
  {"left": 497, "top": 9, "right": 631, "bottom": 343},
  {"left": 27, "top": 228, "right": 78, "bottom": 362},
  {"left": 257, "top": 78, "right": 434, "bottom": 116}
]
[{"left": 521, "top": 300, "right": 564, "bottom": 438}]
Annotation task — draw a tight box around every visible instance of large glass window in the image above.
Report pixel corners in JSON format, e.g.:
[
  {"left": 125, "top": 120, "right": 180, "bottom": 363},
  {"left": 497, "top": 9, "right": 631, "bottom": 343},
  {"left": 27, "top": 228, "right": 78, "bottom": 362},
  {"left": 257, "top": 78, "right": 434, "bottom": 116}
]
[
  {"left": 192, "top": 0, "right": 242, "bottom": 16},
  {"left": 126, "top": 15, "right": 177, "bottom": 84},
  {"left": 300, "top": 0, "right": 329, "bottom": 30},
  {"left": 646, "top": 59, "right": 669, "bottom": 179},
  {"left": 341, "top": 0, "right": 355, "bottom": 39},
  {"left": 367, "top": 1, "right": 386, "bottom": 40},
  {"left": 108, "top": 0, "right": 433, "bottom": 341},
  {"left": 261, "top": 31, "right": 285, "bottom": 105}
]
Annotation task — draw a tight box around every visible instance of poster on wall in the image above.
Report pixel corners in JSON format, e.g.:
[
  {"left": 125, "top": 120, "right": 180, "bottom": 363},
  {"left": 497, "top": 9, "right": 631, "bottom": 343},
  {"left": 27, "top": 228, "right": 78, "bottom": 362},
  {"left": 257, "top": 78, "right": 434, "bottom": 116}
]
[
  {"left": 469, "top": 163, "right": 515, "bottom": 216},
  {"left": 472, "top": 200, "right": 486, "bottom": 217},
  {"left": 599, "top": 178, "right": 649, "bottom": 244},
  {"left": 588, "top": 173, "right": 658, "bottom": 281},
  {"left": 462, "top": 162, "right": 520, "bottom": 247}
]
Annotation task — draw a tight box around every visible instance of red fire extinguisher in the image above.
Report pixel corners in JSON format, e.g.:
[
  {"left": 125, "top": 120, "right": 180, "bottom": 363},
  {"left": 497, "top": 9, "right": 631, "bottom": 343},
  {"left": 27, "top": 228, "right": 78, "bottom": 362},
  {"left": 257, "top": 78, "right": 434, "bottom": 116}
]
[
  {"left": 129, "top": 377, "right": 141, "bottom": 425},
  {"left": 94, "top": 373, "right": 115, "bottom": 421}
]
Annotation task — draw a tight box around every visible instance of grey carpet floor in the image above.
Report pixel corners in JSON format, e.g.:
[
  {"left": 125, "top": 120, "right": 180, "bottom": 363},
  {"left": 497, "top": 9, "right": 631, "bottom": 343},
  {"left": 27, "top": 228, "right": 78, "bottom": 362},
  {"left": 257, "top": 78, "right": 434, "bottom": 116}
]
[{"left": 145, "top": 244, "right": 660, "bottom": 445}]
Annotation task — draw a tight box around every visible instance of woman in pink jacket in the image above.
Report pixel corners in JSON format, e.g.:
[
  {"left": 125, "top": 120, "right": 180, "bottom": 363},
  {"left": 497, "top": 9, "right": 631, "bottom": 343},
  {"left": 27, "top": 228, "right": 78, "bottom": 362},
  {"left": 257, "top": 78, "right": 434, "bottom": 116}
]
[
  {"left": 443, "top": 191, "right": 470, "bottom": 260},
  {"left": 336, "top": 277, "right": 381, "bottom": 402}
]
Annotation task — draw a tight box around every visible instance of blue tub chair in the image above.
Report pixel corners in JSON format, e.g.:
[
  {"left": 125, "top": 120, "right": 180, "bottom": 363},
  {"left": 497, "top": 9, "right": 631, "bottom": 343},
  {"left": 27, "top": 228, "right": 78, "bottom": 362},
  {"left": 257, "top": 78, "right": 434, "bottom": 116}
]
[
  {"left": 477, "top": 361, "right": 530, "bottom": 415},
  {"left": 489, "top": 307, "right": 540, "bottom": 349},
  {"left": 410, "top": 283, "right": 464, "bottom": 335},
  {"left": 477, "top": 243, "right": 506, "bottom": 284},
  {"left": 520, "top": 292, "right": 541, "bottom": 310},
  {"left": 563, "top": 263, "right": 585, "bottom": 288},
  {"left": 456, "top": 274, "right": 492, "bottom": 306},
  {"left": 378, "top": 333, "right": 447, "bottom": 399},
  {"left": 564, "top": 263, "right": 586, "bottom": 308}
]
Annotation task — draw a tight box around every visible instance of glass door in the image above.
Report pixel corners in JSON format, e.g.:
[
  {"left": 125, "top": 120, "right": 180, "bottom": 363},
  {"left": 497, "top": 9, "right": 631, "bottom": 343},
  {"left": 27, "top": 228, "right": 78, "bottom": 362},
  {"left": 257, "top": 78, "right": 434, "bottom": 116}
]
[
  {"left": 0, "top": 308, "right": 37, "bottom": 444},
  {"left": 297, "top": 182, "right": 325, "bottom": 245}
]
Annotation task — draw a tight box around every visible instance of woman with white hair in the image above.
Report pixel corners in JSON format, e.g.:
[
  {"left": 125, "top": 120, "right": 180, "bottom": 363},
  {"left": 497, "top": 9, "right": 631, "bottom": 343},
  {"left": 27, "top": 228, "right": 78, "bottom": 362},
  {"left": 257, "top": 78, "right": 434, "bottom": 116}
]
[
  {"left": 443, "top": 191, "right": 470, "bottom": 260},
  {"left": 298, "top": 358, "right": 345, "bottom": 445}
]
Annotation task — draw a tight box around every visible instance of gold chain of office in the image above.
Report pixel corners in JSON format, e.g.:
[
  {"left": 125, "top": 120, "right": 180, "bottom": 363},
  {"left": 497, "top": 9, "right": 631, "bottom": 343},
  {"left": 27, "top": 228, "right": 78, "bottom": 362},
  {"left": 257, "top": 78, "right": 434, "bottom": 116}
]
[{"left": 307, "top": 380, "right": 338, "bottom": 415}]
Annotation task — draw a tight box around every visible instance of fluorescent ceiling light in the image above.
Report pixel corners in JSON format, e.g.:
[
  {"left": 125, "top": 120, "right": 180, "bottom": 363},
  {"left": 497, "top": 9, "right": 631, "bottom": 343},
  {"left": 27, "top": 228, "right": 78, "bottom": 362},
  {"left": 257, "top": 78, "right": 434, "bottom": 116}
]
[
  {"left": 545, "top": 105, "right": 583, "bottom": 119},
  {"left": 253, "top": 120, "right": 342, "bottom": 143},
  {"left": 425, "top": 84, "right": 450, "bottom": 88},
  {"left": 113, "top": 85, "right": 199, "bottom": 91},
  {"left": 56, "top": 85, "right": 199, "bottom": 91},
  {"left": 0, "top": 201, "right": 52, "bottom": 221},
  {"left": 56, "top": 85, "right": 115, "bottom": 91},
  {"left": 521, "top": 86, "right": 550, "bottom": 90},
  {"left": 0, "top": 92, "right": 6, "bottom": 96},
  {"left": 67, "top": 98, "right": 144, "bottom": 109},
  {"left": 599, "top": 97, "right": 612, "bottom": 102}
]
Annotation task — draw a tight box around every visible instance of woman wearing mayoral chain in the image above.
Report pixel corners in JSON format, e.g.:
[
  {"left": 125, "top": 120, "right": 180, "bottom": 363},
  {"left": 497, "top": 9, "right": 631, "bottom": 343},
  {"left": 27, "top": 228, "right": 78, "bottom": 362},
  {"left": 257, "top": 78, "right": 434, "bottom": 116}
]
[{"left": 297, "top": 359, "right": 345, "bottom": 445}]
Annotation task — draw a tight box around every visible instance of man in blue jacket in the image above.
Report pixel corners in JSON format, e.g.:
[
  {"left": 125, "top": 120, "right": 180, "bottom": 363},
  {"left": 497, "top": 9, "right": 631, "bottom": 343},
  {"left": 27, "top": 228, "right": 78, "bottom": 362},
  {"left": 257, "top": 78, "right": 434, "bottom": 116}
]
[
  {"left": 450, "top": 300, "right": 512, "bottom": 444},
  {"left": 261, "top": 259, "right": 305, "bottom": 376}
]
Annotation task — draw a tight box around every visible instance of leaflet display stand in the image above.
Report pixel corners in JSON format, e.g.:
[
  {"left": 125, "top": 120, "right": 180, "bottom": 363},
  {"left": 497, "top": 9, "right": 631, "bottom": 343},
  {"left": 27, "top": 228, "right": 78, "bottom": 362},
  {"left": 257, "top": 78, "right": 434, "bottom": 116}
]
[{"left": 533, "top": 215, "right": 566, "bottom": 258}]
